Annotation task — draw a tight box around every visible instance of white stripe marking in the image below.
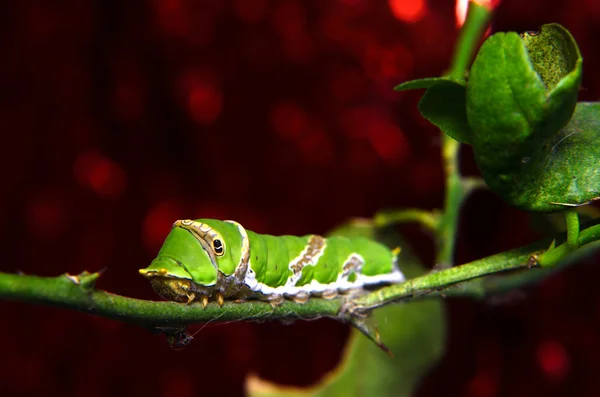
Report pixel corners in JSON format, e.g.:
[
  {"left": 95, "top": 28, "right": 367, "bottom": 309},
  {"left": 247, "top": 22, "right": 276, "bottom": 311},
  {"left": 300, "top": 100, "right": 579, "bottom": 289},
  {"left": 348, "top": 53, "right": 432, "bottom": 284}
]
[
  {"left": 285, "top": 238, "right": 326, "bottom": 287},
  {"left": 243, "top": 262, "right": 404, "bottom": 296},
  {"left": 225, "top": 220, "right": 250, "bottom": 282}
]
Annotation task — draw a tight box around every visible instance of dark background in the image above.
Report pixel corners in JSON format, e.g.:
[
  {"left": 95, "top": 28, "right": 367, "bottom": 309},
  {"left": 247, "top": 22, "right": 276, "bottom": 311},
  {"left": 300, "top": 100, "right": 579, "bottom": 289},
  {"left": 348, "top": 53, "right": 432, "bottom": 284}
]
[{"left": 1, "top": 0, "right": 600, "bottom": 396}]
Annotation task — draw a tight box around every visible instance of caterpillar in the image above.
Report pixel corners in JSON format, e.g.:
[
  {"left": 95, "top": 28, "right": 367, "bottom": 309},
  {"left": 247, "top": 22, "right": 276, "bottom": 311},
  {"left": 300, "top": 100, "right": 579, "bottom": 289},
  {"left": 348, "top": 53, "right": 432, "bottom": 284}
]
[{"left": 139, "top": 219, "right": 405, "bottom": 306}]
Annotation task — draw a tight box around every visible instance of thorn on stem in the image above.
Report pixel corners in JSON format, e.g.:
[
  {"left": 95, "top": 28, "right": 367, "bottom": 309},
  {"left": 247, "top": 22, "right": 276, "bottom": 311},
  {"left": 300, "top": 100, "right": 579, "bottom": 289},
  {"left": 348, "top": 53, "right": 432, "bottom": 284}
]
[{"left": 528, "top": 254, "right": 540, "bottom": 268}]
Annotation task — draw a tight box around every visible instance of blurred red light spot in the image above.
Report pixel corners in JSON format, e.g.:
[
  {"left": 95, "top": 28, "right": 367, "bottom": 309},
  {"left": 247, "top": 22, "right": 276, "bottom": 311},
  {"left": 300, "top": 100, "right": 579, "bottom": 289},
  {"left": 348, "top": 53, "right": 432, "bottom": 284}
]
[
  {"left": 270, "top": 103, "right": 334, "bottom": 165},
  {"left": 272, "top": 1, "right": 313, "bottom": 63},
  {"left": 381, "top": 50, "right": 397, "bottom": 78},
  {"left": 585, "top": 0, "right": 600, "bottom": 14},
  {"left": 319, "top": 11, "right": 346, "bottom": 43},
  {"left": 161, "top": 370, "right": 192, "bottom": 397},
  {"left": 388, "top": 0, "right": 426, "bottom": 23},
  {"left": 154, "top": 0, "right": 189, "bottom": 37},
  {"left": 143, "top": 200, "right": 184, "bottom": 252},
  {"left": 187, "top": 82, "right": 223, "bottom": 126},
  {"left": 341, "top": 107, "right": 410, "bottom": 166},
  {"left": 26, "top": 192, "right": 66, "bottom": 240},
  {"left": 467, "top": 371, "right": 497, "bottom": 397},
  {"left": 537, "top": 340, "right": 569, "bottom": 380},
  {"left": 156, "top": 0, "right": 181, "bottom": 13},
  {"left": 456, "top": 0, "right": 499, "bottom": 27},
  {"left": 234, "top": 0, "right": 267, "bottom": 23},
  {"left": 363, "top": 45, "right": 413, "bottom": 81},
  {"left": 74, "top": 151, "right": 127, "bottom": 199},
  {"left": 269, "top": 102, "right": 309, "bottom": 140},
  {"left": 368, "top": 121, "right": 409, "bottom": 166}
]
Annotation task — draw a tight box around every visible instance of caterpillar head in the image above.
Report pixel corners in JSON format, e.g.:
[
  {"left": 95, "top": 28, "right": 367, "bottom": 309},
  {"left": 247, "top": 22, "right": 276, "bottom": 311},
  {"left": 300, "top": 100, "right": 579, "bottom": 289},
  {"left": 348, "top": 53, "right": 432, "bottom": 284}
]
[{"left": 139, "top": 219, "right": 238, "bottom": 302}]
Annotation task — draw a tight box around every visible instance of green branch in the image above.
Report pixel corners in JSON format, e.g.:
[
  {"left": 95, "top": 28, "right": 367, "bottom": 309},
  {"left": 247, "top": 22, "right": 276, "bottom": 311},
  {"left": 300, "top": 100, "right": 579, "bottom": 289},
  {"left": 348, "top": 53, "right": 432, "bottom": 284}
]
[
  {"left": 456, "top": 239, "right": 600, "bottom": 298},
  {"left": 374, "top": 208, "right": 439, "bottom": 233},
  {"left": 2, "top": 221, "right": 599, "bottom": 328},
  {"left": 0, "top": 271, "right": 341, "bottom": 328},
  {"left": 538, "top": 218, "right": 600, "bottom": 267},
  {"left": 350, "top": 220, "right": 600, "bottom": 313},
  {"left": 566, "top": 209, "right": 581, "bottom": 249},
  {"left": 434, "top": 3, "right": 492, "bottom": 267},
  {"left": 447, "top": 2, "right": 492, "bottom": 80},
  {"left": 375, "top": 3, "right": 492, "bottom": 269},
  {"left": 1, "top": 2, "right": 595, "bottom": 346},
  {"left": 349, "top": 238, "right": 545, "bottom": 312},
  {"left": 436, "top": 136, "right": 464, "bottom": 267}
]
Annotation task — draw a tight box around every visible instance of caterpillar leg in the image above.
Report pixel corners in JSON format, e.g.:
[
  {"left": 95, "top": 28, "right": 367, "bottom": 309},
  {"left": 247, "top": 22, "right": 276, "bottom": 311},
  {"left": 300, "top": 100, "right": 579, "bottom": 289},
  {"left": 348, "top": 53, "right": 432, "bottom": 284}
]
[
  {"left": 268, "top": 294, "right": 285, "bottom": 308},
  {"left": 291, "top": 291, "right": 310, "bottom": 304},
  {"left": 321, "top": 289, "right": 338, "bottom": 300},
  {"left": 186, "top": 292, "right": 196, "bottom": 304},
  {"left": 149, "top": 277, "right": 198, "bottom": 303},
  {"left": 200, "top": 294, "right": 209, "bottom": 308},
  {"left": 215, "top": 292, "right": 225, "bottom": 307}
]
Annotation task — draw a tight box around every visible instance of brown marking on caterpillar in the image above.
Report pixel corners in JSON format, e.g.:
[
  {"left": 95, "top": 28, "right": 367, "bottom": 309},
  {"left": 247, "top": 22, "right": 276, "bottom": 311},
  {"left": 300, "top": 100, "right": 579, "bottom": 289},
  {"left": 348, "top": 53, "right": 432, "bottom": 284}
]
[
  {"left": 289, "top": 235, "right": 326, "bottom": 284},
  {"left": 342, "top": 254, "right": 365, "bottom": 278}
]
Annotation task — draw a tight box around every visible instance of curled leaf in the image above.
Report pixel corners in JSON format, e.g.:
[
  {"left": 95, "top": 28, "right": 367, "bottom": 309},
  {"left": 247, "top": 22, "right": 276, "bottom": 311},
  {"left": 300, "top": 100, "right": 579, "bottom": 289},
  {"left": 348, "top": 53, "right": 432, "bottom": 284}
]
[
  {"left": 466, "top": 24, "right": 584, "bottom": 211},
  {"left": 395, "top": 77, "right": 470, "bottom": 144},
  {"left": 516, "top": 102, "right": 600, "bottom": 210}
]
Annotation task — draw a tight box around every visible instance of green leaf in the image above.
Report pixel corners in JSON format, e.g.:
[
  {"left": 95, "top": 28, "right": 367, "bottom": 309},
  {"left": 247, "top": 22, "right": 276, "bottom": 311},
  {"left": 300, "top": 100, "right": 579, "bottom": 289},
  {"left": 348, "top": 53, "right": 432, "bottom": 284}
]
[
  {"left": 465, "top": 24, "right": 584, "bottom": 211},
  {"left": 466, "top": 32, "right": 548, "bottom": 175},
  {"left": 394, "top": 76, "right": 464, "bottom": 91},
  {"left": 418, "top": 82, "right": 471, "bottom": 143},
  {"left": 516, "top": 102, "right": 600, "bottom": 211},
  {"left": 247, "top": 219, "right": 446, "bottom": 397},
  {"left": 395, "top": 77, "right": 471, "bottom": 143},
  {"left": 520, "top": 24, "right": 582, "bottom": 144}
]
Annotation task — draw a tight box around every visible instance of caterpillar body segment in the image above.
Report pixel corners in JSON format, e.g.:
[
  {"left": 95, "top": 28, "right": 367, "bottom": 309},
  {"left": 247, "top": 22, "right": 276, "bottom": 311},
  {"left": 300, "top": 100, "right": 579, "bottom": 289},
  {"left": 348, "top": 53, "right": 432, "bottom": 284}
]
[{"left": 139, "top": 219, "right": 405, "bottom": 305}]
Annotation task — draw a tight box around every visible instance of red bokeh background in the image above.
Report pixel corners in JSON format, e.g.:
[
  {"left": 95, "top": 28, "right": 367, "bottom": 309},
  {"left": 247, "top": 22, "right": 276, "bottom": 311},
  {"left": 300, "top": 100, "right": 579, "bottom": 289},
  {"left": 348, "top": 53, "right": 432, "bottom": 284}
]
[{"left": 2, "top": 1, "right": 600, "bottom": 396}]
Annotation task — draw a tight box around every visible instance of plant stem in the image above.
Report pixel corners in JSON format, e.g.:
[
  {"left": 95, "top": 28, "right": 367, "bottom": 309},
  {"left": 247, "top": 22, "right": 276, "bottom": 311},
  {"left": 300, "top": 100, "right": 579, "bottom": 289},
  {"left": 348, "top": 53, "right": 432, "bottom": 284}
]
[
  {"left": 566, "top": 209, "right": 581, "bottom": 248},
  {"left": 351, "top": 221, "right": 600, "bottom": 312},
  {"left": 538, "top": 222, "right": 600, "bottom": 267},
  {"left": 351, "top": 238, "right": 545, "bottom": 312},
  {"left": 436, "top": 135, "right": 463, "bottom": 267},
  {"left": 3, "top": 221, "right": 600, "bottom": 326},
  {"left": 374, "top": 209, "right": 439, "bottom": 233},
  {"left": 435, "top": 2, "right": 492, "bottom": 267},
  {"left": 0, "top": 271, "right": 341, "bottom": 328},
  {"left": 456, "top": 239, "right": 600, "bottom": 298},
  {"left": 2, "top": 1, "right": 591, "bottom": 335},
  {"left": 447, "top": 2, "right": 493, "bottom": 80}
]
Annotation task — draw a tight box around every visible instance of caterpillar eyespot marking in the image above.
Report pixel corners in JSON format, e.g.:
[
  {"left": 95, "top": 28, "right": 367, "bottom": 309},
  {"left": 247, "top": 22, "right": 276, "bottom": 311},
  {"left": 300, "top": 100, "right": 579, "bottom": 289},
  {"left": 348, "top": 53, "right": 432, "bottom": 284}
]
[
  {"left": 213, "top": 239, "right": 224, "bottom": 255},
  {"left": 139, "top": 219, "right": 405, "bottom": 305}
]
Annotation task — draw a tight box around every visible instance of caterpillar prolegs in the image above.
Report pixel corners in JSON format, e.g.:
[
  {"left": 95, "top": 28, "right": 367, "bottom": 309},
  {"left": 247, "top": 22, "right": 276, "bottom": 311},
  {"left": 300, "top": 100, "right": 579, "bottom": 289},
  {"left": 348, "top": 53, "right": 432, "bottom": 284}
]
[{"left": 139, "top": 219, "right": 405, "bottom": 306}]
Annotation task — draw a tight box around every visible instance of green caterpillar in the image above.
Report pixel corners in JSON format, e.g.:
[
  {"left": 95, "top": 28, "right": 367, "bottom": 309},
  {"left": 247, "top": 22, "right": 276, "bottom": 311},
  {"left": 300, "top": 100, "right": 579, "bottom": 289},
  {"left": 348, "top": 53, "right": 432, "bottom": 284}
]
[{"left": 139, "top": 219, "right": 404, "bottom": 306}]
